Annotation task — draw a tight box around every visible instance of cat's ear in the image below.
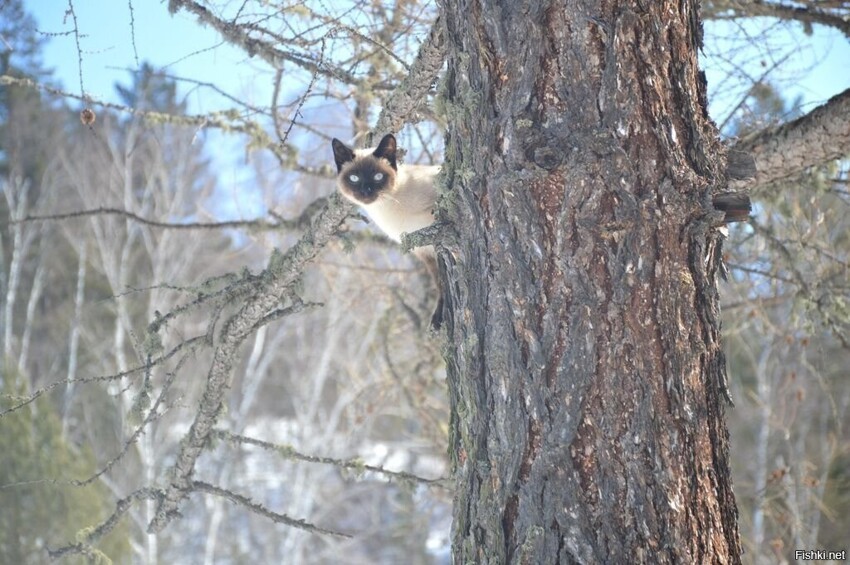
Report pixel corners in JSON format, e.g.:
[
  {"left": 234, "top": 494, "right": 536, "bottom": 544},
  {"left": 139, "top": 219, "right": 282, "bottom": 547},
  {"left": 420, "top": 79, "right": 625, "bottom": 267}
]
[
  {"left": 372, "top": 134, "right": 397, "bottom": 170},
  {"left": 332, "top": 138, "right": 356, "bottom": 172}
]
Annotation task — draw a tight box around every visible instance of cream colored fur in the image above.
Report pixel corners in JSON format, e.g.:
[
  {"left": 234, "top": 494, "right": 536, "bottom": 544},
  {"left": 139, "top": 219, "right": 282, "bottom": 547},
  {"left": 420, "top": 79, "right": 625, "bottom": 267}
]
[
  {"left": 358, "top": 164, "right": 440, "bottom": 243},
  {"left": 340, "top": 146, "right": 440, "bottom": 243},
  {"left": 337, "top": 142, "right": 443, "bottom": 327}
]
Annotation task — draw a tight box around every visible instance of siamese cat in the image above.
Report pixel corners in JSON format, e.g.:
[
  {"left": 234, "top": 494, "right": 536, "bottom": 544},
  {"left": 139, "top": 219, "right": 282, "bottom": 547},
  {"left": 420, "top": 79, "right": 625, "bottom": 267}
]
[
  {"left": 331, "top": 133, "right": 443, "bottom": 327},
  {"left": 332, "top": 134, "right": 440, "bottom": 244}
]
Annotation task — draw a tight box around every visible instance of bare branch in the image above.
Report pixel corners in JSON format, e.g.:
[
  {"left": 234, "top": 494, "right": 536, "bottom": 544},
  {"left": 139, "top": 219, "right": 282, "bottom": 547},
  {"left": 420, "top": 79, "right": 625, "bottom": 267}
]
[
  {"left": 0, "top": 335, "right": 205, "bottom": 419},
  {"left": 212, "top": 430, "right": 449, "bottom": 487},
  {"left": 2, "top": 205, "right": 306, "bottom": 231},
  {"left": 732, "top": 87, "right": 850, "bottom": 191},
  {"left": 369, "top": 16, "right": 446, "bottom": 143},
  {"left": 705, "top": 1, "right": 850, "bottom": 38},
  {"left": 0, "top": 75, "right": 333, "bottom": 174},
  {"left": 69, "top": 350, "right": 187, "bottom": 489},
  {"left": 167, "top": 0, "right": 361, "bottom": 84},
  {"left": 47, "top": 488, "right": 162, "bottom": 561},
  {"left": 192, "top": 481, "right": 352, "bottom": 538},
  {"left": 717, "top": 52, "right": 794, "bottom": 133},
  {"left": 64, "top": 0, "right": 86, "bottom": 98},
  {"left": 273, "top": 38, "right": 325, "bottom": 146},
  {"left": 148, "top": 193, "right": 353, "bottom": 533},
  {"left": 291, "top": 3, "right": 412, "bottom": 71},
  {"left": 127, "top": 0, "right": 140, "bottom": 67}
]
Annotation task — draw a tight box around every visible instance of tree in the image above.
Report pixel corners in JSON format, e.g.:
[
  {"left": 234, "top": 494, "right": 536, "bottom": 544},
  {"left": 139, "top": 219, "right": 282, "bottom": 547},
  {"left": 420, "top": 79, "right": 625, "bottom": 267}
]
[
  {"left": 0, "top": 367, "right": 131, "bottom": 563},
  {"left": 0, "top": 0, "right": 57, "bottom": 180},
  {"left": 438, "top": 0, "right": 744, "bottom": 561},
  {"left": 2, "top": 1, "right": 849, "bottom": 562},
  {"left": 721, "top": 84, "right": 850, "bottom": 562},
  {"left": 50, "top": 66, "right": 229, "bottom": 562}
]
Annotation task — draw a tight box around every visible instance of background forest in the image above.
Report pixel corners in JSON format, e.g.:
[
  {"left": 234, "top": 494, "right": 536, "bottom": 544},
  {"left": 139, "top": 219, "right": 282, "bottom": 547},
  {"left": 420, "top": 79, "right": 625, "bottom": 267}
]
[{"left": 0, "top": 1, "right": 848, "bottom": 563}]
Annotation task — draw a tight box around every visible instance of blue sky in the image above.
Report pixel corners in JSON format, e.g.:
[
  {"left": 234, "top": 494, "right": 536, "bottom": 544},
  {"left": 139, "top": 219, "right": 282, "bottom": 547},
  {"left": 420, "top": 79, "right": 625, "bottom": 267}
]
[{"left": 29, "top": 1, "right": 270, "bottom": 112}]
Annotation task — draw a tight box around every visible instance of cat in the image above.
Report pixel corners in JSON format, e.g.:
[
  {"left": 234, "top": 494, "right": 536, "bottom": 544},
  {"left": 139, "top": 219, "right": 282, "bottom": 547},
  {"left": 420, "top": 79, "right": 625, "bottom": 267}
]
[
  {"left": 331, "top": 133, "right": 443, "bottom": 328},
  {"left": 332, "top": 134, "right": 440, "bottom": 244}
]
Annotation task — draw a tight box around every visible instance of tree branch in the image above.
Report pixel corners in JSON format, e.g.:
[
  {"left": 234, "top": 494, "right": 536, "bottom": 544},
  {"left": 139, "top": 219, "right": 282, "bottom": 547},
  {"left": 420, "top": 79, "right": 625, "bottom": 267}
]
[
  {"left": 167, "top": 0, "right": 361, "bottom": 84},
  {"left": 705, "top": 1, "right": 850, "bottom": 38},
  {"left": 147, "top": 193, "right": 353, "bottom": 533},
  {"left": 732, "top": 87, "right": 850, "bottom": 191},
  {"left": 192, "top": 481, "right": 352, "bottom": 538},
  {"left": 368, "top": 16, "right": 446, "bottom": 143},
  {"left": 212, "top": 430, "right": 449, "bottom": 487},
  {"left": 2, "top": 202, "right": 331, "bottom": 232},
  {"left": 0, "top": 335, "right": 205, "bottom": 419},
  {"left": 0, "top": 75, "right": 332, "bottom": 175},
  {"left": 147, "top": 9, "right": 446, "bottom": 535},
  {"left": 47, "top": 488, "right": 162, "bottom": 560}
]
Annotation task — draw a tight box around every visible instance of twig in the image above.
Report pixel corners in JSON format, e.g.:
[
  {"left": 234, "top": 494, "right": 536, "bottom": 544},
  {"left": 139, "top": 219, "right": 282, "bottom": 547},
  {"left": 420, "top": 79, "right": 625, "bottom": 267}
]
[
  {"left": 127, "top": 0, "right": 140, "bottom": 67},
  {"left": 192, "top": 481, "right": 352, "bottom": 538},
  {"left": 64, "top": 0, "right": 86, "bottom": 99},
  {"left": 3, "top": 206, "right": 280, "bottom": 230},
  {"left": 47, "top": 488, "right": 162, "bottom": 560},
  {"left": 0, "top": 335, "right": 205, "bottom": 418},
  {"left": 275, "top": 37, "right": 326, "bottom": 147},
  {"left": 168, "top": 0, "right": 361, "bottom": 85},
  {"left": 213, "top": 430, "right": 449, "bottom": 487},
  {"left": 369, "top": 16, "right": 446, "bottom": 143}
]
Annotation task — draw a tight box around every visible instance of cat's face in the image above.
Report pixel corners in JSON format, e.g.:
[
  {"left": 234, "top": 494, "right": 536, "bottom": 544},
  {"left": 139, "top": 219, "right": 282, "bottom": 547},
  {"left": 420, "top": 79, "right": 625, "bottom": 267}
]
[{"left": 332, "top": 134, "right": 398, "bottom": 205}]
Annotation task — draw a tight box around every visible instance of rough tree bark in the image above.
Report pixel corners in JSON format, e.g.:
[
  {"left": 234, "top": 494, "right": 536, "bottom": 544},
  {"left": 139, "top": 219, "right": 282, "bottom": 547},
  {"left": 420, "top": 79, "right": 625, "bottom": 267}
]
[
  {"left": 733, "top": 87, "right": 850, "bottom": 191},
  {"left": 437, "top": 1, "right": 742, "bottom": 563}
]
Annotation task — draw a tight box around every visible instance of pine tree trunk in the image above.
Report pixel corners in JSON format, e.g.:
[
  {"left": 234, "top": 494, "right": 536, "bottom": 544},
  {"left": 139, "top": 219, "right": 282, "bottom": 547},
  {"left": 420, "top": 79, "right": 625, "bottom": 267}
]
[{"left": 437, "top": 1, "right": 742, "bottom": 562}]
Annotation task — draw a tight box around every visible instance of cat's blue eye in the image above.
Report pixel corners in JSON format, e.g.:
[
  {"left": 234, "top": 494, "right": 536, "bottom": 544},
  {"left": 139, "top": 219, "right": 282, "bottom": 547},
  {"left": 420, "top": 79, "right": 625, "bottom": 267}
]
[
  {"left": 349, "top": 174, "right": 360, "bottom": 183},
  {"left": 374, "top": 173, "right": 384, "bottom": 181}
]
